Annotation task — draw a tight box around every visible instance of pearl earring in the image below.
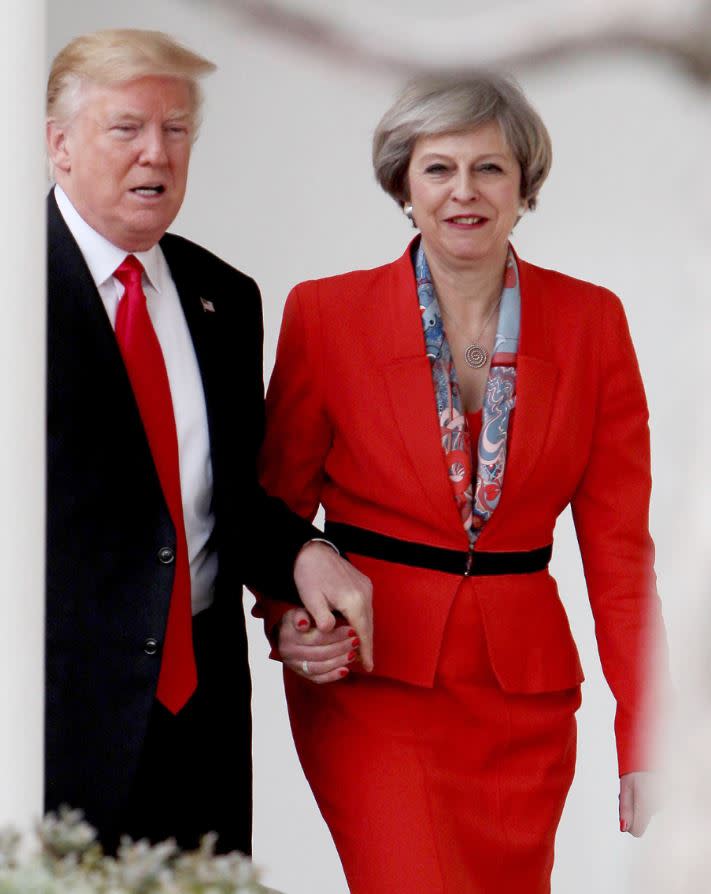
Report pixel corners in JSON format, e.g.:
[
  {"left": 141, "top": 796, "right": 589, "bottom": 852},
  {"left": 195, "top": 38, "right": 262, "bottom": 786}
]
[{"left": 403, "top": 203, "right": 417, "bottom": 228}]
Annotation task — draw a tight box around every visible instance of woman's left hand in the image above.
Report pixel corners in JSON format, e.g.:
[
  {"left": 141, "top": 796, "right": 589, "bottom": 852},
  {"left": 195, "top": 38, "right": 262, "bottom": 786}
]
[{"left": 619, "top": 771, "right": 658, "bottom": 837}]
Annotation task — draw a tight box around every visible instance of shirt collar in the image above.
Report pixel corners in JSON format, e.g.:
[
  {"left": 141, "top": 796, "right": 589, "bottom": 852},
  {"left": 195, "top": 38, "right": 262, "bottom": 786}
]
[{"left": 54, "top": 185, "right": 164, "bottom": 293}]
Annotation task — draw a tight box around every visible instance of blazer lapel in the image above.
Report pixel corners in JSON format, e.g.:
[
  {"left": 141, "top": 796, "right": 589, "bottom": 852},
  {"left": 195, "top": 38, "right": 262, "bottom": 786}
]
[
  {"left": 48, "top": 191, "right": 127, "bottom": 372},
  {"left": 478, "top": 255, "right": 558, "bottom": 542},
  {"left": 47, "top": 191, "right": 155, "bottom": 450},
  {"left": 379, "top": 243, "right": 559, "bottom": 546},
  {"left": 381, "top": 243, "right": 469, "bottom": 539}
]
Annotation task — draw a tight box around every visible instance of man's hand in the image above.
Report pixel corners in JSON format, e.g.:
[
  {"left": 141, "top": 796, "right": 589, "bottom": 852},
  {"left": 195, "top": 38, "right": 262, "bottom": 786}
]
[
  {"left": 293, "top": 541, "right": 374, "bottom": 671},
  {"left": 619, "top": 771, "right": 658, "bottom": 837}
]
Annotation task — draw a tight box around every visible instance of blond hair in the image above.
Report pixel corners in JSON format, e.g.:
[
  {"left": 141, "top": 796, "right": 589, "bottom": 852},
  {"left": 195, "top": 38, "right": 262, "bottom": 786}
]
[
  {"left": 47, "top": 29, "right": 216, "bottom": 127},
  {"left": 373, "top": 73, "right": 552, "bottom": 211}
]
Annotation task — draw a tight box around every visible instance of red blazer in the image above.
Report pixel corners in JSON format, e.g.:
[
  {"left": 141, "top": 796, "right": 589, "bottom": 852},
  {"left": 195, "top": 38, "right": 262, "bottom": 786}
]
[{"left": 257, "top": 242, "right": 663, "bottom": 776}]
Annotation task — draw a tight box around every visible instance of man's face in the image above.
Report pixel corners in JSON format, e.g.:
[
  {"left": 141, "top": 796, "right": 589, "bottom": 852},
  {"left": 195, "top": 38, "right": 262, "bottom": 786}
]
[{"left": 48, "top": 76, "right": 194, "bottom": 251}]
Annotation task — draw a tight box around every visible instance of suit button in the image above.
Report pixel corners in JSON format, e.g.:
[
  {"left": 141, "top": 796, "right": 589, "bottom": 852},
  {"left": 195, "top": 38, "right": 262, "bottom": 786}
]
[
  {"left": 144, "top": 637, "right": 159, "bottom": 655},
  {"left": 157, "top": 546, "right": 175, "bottom": 564}
]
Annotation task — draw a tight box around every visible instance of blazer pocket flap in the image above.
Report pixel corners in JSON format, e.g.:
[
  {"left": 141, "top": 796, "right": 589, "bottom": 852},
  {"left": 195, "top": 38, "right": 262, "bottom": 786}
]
[
  {"left": 346, "top": 554, "right": 459, "bottom": 688},
  {"left": 477, "top": 572, "right": 584, "bottom": 693}
]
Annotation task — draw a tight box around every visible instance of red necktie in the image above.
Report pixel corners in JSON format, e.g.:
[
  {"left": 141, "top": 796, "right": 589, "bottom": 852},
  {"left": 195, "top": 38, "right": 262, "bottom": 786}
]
[{"left": 113, "top": 254, "right": 197, "bottom": 714}]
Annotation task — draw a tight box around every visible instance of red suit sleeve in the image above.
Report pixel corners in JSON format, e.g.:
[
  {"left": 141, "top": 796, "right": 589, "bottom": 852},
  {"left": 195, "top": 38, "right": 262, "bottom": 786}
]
[{"left": 571, "top": 288, "right": 668, "bottom": 776}]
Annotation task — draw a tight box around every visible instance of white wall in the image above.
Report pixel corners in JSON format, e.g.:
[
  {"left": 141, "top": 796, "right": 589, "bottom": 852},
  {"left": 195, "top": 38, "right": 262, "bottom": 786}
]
[
  {"left": 1, "top": 0, "right": 46, "bottom": 834},
  {"left": 46, "top": 3, "right": 710, "bottom": 892}
]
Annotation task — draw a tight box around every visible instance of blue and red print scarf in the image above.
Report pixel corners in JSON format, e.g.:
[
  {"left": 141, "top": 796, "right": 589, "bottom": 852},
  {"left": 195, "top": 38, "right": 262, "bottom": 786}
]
[{"left": 415, "top": 241, "right": 520, "bottom": 544}]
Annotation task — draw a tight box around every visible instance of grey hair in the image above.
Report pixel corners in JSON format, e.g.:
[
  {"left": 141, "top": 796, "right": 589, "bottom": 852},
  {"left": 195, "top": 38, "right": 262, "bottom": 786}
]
[{"left": 372, "top": 73, "right": 552, "bottom": 211}]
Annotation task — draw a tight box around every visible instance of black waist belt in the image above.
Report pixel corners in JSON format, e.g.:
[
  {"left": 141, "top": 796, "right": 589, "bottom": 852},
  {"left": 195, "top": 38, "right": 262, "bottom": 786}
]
[{"left": 325, "top": 521, "right": 552, "bottom": 577}]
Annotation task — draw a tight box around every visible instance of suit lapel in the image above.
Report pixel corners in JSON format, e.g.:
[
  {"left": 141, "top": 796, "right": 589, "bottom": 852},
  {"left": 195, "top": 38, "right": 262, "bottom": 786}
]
[
  {"left": 477, "top": 255, "right": 558, "bottom": 543},
  {"left": 160, "top": 238, "right": 211, "bottom": 349},
  {"left": 47, "top": 191, "right": 154, "bottom": 449},
  {"left": 379, "top": 243, "right": 559, "bottom": 545},
  {"left": 159, "top": 235, "right": 222, "bottom": 459},
  {"left": 381, "top": 244, "right": 469, "bottom": 538},
  {"left": 47, "top": 191, "right": 126, "bottom": 371}
]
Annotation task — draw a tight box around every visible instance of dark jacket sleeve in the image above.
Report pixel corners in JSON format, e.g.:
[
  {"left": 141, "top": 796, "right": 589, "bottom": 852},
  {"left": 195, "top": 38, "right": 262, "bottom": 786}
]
[
  {"left": 235, "top": 274, "right": 322, "bottom": 601},
  {"left": 158, "top": 233, "right": 322, "bottom": 605}
]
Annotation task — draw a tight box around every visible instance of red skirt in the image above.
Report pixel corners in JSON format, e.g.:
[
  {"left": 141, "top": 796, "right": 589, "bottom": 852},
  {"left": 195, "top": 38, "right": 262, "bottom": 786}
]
[{"left": 284, "top": 576, "right": 581, "bottom": 893}]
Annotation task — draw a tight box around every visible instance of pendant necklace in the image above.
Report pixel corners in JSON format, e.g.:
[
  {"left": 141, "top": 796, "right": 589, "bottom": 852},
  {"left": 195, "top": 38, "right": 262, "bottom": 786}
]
[{"left": 442, "top": 295, "right": 502, "bottom": 370}]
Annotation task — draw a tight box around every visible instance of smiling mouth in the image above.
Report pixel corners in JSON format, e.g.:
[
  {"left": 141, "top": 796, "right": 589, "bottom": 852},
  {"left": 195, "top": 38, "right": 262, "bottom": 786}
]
[
  {"left": 131, "top": 185, "right": 166, "bottom": 197},
  {"left": 447, "top": 215, "right": 485, "bottom": 225}
]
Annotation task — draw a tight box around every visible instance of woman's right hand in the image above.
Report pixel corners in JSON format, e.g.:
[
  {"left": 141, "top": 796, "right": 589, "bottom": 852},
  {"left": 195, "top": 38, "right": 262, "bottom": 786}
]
[{"left": 278, "top": 607, "right": 360, "bottom": 684}]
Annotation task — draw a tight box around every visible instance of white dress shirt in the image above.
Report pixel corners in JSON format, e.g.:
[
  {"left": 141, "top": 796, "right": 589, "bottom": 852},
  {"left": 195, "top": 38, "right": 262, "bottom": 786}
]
[{"left": 55, "top": 186, "right": 217, "bottom": 614}]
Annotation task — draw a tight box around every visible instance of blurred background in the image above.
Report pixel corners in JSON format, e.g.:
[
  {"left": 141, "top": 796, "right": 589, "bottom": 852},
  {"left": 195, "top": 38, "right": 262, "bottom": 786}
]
[{"left": 41, "top": 1, "right": 711, "bottom": 891}]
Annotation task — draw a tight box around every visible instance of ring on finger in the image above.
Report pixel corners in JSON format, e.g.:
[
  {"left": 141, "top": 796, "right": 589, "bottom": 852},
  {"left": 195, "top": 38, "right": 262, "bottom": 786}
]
[{"left": 301, "top": 659, "right": 310, "bottom": 675}]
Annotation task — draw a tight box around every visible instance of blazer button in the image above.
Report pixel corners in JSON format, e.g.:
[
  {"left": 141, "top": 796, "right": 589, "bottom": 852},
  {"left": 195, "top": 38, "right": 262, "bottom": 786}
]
[
  {"left": 157, "top": 546, "right": 175, "bottom": 564},
  {"left": 143, "top": 637, "right": 159, "bottom": 655}
]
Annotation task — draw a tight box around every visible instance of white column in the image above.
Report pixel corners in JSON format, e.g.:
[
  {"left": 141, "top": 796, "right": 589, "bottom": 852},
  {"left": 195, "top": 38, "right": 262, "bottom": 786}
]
[{"left": 0, "top": 0, "right": 47, "bottom": 830}]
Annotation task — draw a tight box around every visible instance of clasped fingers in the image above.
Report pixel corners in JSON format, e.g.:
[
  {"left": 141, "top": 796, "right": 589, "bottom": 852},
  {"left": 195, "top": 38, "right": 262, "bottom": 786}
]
[
  {"left": 278, "top": 608, "right": 360, "bottom": 684},
  {"left": 287, "top": 651, "right": 355, "bottom": 684},
  {"left": 334, "top": 570, "right": 373, "bottom": 670},
  {"left": 293, "top": 543, "right": 375, "bottom": 672}
]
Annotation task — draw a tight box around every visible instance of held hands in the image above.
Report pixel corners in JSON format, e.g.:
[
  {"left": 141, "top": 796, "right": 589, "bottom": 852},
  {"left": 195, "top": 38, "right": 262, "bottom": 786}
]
[
  {"left": 619, "top": 771, "right": 658, "bottom": 837},
  {"left": 292, "top": 541, "right": 374, "bottom": 672},
  {"left": 279, "top": 607, "right": 362, "bottom": 683}
]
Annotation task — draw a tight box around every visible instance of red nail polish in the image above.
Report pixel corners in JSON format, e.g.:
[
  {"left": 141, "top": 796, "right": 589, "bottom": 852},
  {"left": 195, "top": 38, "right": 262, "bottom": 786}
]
[
  {"left": 620, "top": 819, "right": 627, "bottom": 833},
  {"left": 297, "top": 619, "right": 309, "bottom": 629},
  {"left": 351, "top": 637, "right": 360, "bottom": 648},
  {"left": 347, "top": 651, "right": 357, "bottom": 661},
  {"left": 338, "top": 668, "right": 349, "bottom": 678},
  {"left": 347, "top": 629, "right": 356, "bottom": 637}
]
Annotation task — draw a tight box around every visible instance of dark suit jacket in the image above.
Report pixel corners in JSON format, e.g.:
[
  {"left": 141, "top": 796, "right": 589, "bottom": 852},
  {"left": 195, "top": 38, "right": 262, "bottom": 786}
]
[{"left": 45, "top": 190, "right": 316, "bottom": 839}]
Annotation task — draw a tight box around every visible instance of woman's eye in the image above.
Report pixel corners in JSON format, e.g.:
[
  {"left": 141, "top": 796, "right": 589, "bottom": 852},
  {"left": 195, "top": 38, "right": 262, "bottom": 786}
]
[
  {"left": 478, "top": 163, "right": 503, "bottom": 173},
  {"left": 424, "top": 163, "right": 448, "bottom": 174}
]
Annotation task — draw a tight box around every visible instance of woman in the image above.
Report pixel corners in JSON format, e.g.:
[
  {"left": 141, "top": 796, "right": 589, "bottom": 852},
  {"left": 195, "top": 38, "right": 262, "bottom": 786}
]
[{"left": 255, "top": 74, "right": 663, "bottom": 892}]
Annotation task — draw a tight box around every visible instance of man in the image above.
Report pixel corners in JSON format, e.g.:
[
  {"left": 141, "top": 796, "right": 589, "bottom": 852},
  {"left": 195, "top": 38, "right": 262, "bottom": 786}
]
[{"left": 45, "top": 29, "right": 372, "bottom": 855}]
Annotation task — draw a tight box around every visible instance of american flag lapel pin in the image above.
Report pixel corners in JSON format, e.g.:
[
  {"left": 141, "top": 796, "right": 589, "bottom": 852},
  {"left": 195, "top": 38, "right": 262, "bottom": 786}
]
[{"left": 200, "top": 297, "right": 216, "bottom": 313}]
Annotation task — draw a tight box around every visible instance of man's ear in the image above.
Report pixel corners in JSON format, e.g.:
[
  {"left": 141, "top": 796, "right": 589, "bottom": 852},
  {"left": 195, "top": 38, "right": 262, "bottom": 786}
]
[{"left": 46, "top": 120, "right": 72, "bottom": 173}]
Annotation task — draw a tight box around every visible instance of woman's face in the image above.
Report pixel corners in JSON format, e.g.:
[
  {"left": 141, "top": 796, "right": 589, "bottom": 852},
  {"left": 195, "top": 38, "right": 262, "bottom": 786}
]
[{"left": 406, "top": 121, "right": 522, "bottom": 271}]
